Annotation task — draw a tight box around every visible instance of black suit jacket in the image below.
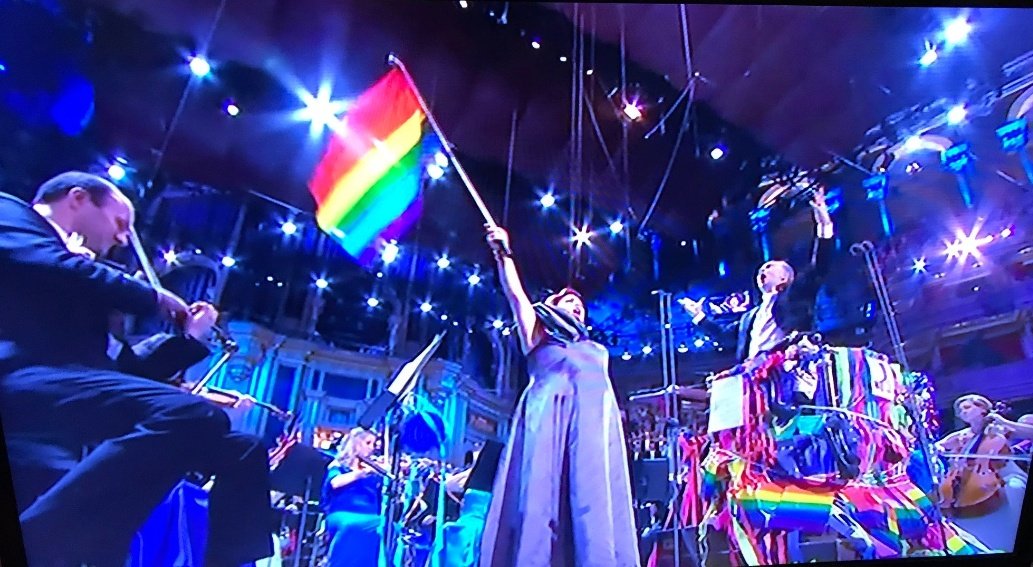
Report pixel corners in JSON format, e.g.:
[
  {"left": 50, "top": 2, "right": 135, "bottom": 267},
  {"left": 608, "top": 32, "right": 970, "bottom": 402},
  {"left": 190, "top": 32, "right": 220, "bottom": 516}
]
[
  {"left": 113, "top": 333, "right": 212, "bottom": 383},
  {"left": 0, "top": 192, "right": 159, "bottom": 370},
  {"left": 697, "top": 235, "right": 834, "bottom": 361}
]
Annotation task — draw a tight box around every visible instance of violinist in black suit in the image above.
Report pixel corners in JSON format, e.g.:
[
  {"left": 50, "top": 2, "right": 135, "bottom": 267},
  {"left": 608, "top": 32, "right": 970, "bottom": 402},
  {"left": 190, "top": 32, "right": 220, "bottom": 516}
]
[
  {"left": 0, "top": 172, "right": 273, "bottom": 566},
  {"left": 681, "top": 188, "right": 834, "bottom": 367}
]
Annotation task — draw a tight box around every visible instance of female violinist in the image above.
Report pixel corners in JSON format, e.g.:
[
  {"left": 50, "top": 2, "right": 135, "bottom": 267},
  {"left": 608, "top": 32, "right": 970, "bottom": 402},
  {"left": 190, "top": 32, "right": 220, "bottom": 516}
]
[
  {"left": 322, "top": 428, "right": 386, "bottom": 567},
  {"left": 936, "top": 394, "right": 1026, "bottom": 552}
]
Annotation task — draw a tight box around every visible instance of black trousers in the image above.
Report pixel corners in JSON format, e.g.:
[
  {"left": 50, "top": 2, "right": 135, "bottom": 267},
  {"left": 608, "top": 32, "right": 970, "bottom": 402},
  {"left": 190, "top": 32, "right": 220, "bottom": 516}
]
[{"left": 0, "top": 364, "right": 274, "bottom": 566}]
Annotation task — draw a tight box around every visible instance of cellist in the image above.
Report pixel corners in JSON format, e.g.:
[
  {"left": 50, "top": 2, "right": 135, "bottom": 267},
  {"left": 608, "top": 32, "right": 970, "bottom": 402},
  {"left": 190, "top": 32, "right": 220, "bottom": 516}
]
[{"left": 935, "top": 394, "right": 1026, "bottom": 552}]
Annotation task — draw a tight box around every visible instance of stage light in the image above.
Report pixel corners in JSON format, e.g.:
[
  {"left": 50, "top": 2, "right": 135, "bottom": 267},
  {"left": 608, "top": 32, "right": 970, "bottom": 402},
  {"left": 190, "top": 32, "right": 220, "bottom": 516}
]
[
  {"left": 492, "top": 319, "right": 504, "bottom": 329},
  {"left": 586, "top": 69, "right": 594, "bottom": 76},
  {"left": 458, "top": 0, "right": 468, "bottom": 7},
  {"left": 376, "top": 271, "right": 384, "bottom": 278},
  {"left": 559, "top": 56, "right": 568, "bottom": 62},
  {"left": 694, "top": 338, "right": 705, "bottom": 348},
  {"left": 531, "top": 40, "right": 541, "bottom": 50},
  {"left": 996, "top": 118, "right": 1029, "bottom": 153},
  {"left": 946, "top": 104, "right": 967, "bottom": 125},
  {"left": 382, "top": 241, "right": 400, "bottom": 264},
  {"left": 188, "top": 56, "right": 211, "bottom": 77},
  {"left": 315, "top": 278, "right": 329, "bottom": 290},
  {"left": 293, "top": 82, "right": 351, "bottom": 136},
  {"left": 163, "top": 249, "right": 178, "bottom": 264},
  {"left": 420, "top": 302, "right": 433, "bottom": 313},
  {"left": 945, "top": 239, "right": 963, "bottom": 259},
  {"left": 277, "top": 282, "right": 284, "bottom": 288},
  {"left": 609, "top": 220, "right": 624, "bottom": 234},
  {"left": 436, "top": 255, "right": 451, "bottom": 270},
  {"left": 943, "top": 18, "right": 972, "bottom": 46},
  {"left": 919, "top": 47, "right": 938, "bottom": 67},
  {"left": 621, "top": 351, "right": 633, "bottom": 361},
  {"left": 266, "top": 275, "right": 274, "bottom": 282},
  {"left": 1001, "top": 227, "right": 1014, "bottom": 238},
  {"left": 539, "top": 193, "right": 556, "bottom": 208},
  {"left": 281, "top": 220, "right": 298, "bottom": 235},
  {"left": 680, "top": 241, "right": 687, "bottom": 247},
  {"left": 709, "top": 145, "right": 726, "bottom": 160},
  {"left": 467, "top": 273, "right": 481, "bottom": 286},
  {"left": 573, "top": 226, "right": 592, "bottom": 246},
  {"left": 441, "top": 314, "right": 449, "bottom": 321},
  {"left": 426, "top": 163, "right": 445, "bottom": 180},
  {"left": 224, "top": 101, "right": 240, "bottom": 116},
  {"left": 220, "top": 256, "right": 236, "bottom": 268},
  {"left": 912, "top": 257, "right": 928, "bottom": 273},
  {"left": 0, "top": 62, "right": 6, "bottom": 73},
  {"left": 106, "top": 164, "right": 126, "bottom": 181},
  {"left": 677, "top": 344, "right": 689, "bottom": 354},
  {"left": 903, "top": 136, "right": 923, "bottom": 152},
  {"left": 434, "top": 152, "right": 449, "bottom": 168},
  {"left": 906, "top": 162, "right": 922, "bottom": 175},
  {"left": 622, "top": 102, "right": 642, "bottom": 121},
  {"left": 502, "top": 327, "right": 511, "bottom": 336},
  {"left": 641, "top": 345, "right": 653, "bottom": 355},
  {"left": 718, "top": 260, "right": 727, "bottom": 278}
]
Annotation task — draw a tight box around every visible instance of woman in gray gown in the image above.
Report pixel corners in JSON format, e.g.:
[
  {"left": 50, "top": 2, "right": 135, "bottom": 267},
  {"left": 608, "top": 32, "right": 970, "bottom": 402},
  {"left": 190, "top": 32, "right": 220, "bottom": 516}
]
[{"left": 479, "top": 225, "right": 640, "bottom": 567}]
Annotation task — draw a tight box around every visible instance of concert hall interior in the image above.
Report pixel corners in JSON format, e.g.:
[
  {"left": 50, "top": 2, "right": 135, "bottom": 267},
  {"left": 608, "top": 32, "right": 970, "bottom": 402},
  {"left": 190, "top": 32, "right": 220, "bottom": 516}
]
[{"left": 3, "top": 2, "right": 1033, "bottom": 566}]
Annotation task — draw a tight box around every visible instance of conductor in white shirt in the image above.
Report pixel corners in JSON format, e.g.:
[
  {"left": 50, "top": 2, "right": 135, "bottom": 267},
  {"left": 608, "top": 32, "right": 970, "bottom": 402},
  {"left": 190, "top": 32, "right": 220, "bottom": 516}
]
[{"left": 681, "top": 188, "right": 834, "bottom": 365}]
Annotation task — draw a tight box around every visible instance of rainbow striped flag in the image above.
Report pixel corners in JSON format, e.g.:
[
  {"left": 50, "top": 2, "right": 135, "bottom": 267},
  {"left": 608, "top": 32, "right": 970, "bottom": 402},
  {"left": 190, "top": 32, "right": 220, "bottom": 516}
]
[{"left": 308, "top": 68, "right": 428, "bottom": 267}]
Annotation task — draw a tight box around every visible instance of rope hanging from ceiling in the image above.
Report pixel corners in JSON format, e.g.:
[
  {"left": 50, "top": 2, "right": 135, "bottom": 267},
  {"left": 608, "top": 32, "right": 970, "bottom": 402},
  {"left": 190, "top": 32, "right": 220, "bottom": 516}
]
[{"left": 637, "top": 3, "right": 697, "bottom": 237}]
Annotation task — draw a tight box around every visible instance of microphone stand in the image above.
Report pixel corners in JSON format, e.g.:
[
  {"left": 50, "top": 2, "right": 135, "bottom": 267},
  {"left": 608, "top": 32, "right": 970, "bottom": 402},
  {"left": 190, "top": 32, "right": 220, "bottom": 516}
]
[
  {"left": 652, "top": 290, "right": 687, "bottom": 567},
  {"left": 850, "top": 241, "right": 950, "bottom": 554}
]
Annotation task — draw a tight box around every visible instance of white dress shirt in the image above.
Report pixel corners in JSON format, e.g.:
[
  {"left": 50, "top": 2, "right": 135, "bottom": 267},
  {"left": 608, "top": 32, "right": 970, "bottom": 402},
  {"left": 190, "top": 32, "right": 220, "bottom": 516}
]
[{"left": 747, "top": 291, "right": 784, "bottom": 359}]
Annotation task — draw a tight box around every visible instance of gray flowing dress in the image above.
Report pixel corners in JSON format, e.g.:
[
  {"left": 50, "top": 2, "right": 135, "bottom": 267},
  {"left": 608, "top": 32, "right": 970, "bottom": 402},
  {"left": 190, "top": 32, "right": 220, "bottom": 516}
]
[{"left": 480, "top": 334, "right": 641, "bottom": 567}]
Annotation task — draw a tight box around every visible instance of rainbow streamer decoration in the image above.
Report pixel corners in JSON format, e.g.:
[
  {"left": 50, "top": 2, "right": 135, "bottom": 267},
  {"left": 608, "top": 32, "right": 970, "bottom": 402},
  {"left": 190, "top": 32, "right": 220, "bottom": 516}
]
[{"left": 308, "top": 68, "right": 428, "bottom": 267}]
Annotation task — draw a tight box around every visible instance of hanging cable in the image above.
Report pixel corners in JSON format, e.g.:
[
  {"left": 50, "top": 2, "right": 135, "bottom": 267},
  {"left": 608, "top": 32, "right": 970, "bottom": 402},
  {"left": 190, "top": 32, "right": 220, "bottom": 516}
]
[
  {"left": 574, "top": 10, "right": 588, "bottom": 282},
  {"left": 503, "top": 108, "right": 518, "bottom": 226},
  {"left": 147, "top": 0, "right": 229, "bottom": 190},
  {"left": 637, "top": 4, "right": 696, "bottom": 235},
  {"left": 616, "top": 5, "right": 633, "bottom": 272},
  {"left": 567, "top": 3, "right": 581, "bottom": 284}
]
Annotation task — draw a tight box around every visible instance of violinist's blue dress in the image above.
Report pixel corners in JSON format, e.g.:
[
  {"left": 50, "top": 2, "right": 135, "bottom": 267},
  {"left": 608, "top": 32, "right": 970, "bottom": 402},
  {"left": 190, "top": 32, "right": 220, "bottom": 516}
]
[{"left": 322, "top": 463, "right": 384, "bottom": 566}]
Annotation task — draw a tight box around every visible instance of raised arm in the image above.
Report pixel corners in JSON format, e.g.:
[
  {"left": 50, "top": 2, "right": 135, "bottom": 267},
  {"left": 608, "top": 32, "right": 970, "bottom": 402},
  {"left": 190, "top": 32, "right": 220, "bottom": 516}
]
[
  {"left": 679, "top": 297, "right": 740, "bottom": 343},
  {"left": 486, "top": 225, "right": 539, "bottom": 354},
  {"left": 987, "top": 414, "right": 1033, "bottom": 440},
  {"left": 809, "top": 187, "right": 835, "bottom": 277}
]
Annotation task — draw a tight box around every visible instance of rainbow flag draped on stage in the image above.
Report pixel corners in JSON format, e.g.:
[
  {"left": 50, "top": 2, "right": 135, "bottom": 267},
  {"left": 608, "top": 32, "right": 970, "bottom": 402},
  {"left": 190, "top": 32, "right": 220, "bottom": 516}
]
[{"left": 308, "top": 67, "right": 429, "bottom": 267}]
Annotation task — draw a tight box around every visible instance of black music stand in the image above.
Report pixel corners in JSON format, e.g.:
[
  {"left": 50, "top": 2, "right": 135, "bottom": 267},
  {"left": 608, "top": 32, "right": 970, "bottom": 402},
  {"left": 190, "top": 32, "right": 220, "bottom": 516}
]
[
  {"left": 356, "top": 331, "right": 447, "bottom": 564},
  {"left": 269, "top": 444, "right": 333, "bottom": 498},
  {"left": 358, "top": 331, "right": 447, "bottom": 430}
]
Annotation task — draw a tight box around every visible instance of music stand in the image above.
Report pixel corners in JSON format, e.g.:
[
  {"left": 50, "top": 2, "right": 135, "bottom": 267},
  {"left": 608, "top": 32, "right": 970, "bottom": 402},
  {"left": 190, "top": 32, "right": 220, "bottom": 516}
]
[
  {"left": 356, "top": 331, "right": 447, "bottom": 565},
  {"left": 358, "top": 331, "right": 447, "bottom": 430},
  {"left": 269, "top": 444, "right": 333, "bottom": 498}
]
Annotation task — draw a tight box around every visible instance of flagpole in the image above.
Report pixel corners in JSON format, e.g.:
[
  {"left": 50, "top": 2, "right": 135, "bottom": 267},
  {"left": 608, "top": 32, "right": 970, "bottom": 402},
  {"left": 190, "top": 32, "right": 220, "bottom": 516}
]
[{"left": 387, "top": 53, "right": 498, "bottom": 228}]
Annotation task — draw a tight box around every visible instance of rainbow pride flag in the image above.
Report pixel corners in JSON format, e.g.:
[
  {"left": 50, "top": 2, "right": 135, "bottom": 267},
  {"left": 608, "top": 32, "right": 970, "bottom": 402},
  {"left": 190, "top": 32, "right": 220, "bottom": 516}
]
[{"left": 308, "top": 68, "right": 428, "bottom": 267}]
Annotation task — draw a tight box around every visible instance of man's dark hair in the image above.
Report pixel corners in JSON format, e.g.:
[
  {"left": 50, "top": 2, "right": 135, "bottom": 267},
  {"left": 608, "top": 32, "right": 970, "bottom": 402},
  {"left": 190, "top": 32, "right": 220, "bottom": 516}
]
[{"left": 32, "top": 171, "right": 117, "bottom": 206}]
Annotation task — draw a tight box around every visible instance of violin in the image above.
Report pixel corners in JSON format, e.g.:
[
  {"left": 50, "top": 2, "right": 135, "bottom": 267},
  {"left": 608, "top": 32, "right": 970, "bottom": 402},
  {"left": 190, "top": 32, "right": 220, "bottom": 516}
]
[{"left": 938, "top": 401, "right": 1014, "bottom": 512}]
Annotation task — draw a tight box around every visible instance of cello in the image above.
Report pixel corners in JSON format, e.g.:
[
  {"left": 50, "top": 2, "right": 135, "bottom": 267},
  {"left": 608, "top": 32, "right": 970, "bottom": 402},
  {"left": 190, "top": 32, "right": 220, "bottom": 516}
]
[{"left": 938, "top": 401, "right": 1013, "bottom": 513}]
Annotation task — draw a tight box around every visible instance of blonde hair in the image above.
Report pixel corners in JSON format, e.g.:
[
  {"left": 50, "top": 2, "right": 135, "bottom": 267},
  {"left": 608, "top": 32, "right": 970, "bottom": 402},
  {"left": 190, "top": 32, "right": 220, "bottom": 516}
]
[
  {"left": 336, "top": 427, "right": 376, "bottom": 467},
  {"left": 953, "top": 394, "right": 992, "bottom": 416}
]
